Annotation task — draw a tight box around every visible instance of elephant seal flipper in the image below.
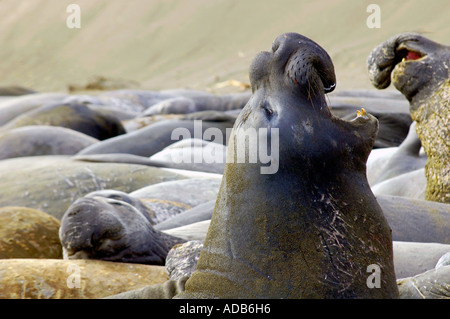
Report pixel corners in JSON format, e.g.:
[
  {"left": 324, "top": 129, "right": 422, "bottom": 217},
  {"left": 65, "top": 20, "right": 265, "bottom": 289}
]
[{"left": 176, "top": 32, "right": 398, "bottom": 299}]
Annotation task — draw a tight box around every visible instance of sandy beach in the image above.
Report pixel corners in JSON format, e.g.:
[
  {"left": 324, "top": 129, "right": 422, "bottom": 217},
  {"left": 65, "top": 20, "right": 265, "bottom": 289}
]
[{"left": 0, "top": 0, "right": 448, "bottom": 93}]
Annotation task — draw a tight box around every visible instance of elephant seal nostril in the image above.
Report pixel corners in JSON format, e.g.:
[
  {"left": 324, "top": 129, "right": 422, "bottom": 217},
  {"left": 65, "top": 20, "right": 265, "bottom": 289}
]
[{"left": 324, "top": 82, "right": 336, "bottom": 93}]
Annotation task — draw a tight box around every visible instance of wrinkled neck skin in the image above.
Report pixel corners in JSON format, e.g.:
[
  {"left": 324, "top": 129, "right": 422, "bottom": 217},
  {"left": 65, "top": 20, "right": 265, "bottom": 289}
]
[
  {"left": 229, "top": 92, "right": 375, "bottom": 181},
  {"left": 183, "top": 105, "right": 394, "bottom": 298}
]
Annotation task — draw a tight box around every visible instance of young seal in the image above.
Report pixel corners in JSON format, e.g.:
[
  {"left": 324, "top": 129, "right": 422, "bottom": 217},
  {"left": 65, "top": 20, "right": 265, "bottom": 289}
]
[
  {"left": 176, "top": 32, "right": 399, "bottom": 299},
  {"left": 367, "top": 33, "right": 450, "bottom": 203}
]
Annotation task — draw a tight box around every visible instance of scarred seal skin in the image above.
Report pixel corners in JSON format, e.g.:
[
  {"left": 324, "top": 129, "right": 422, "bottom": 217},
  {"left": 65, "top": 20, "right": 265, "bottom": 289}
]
[
  {"left": 176, "top": 33, "right": 399, "bottom": 299},
  {"left": 367, "top": 33, "right": 450, "bottom": 203}
]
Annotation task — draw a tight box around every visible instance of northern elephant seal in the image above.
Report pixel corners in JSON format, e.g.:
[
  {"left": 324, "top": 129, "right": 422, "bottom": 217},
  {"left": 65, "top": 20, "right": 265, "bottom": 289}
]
[
  {"left": 76, "top": 119, "right": 234, "bottom": 157},
  {"left": 177, "top": 32, "right": 399, "bottom": 299},
  {"left": 0, "top": 102, "right": 126, "bottom": 140},
  {"left": 0, "top": 126, "right": 98, "bottom": 160},
  {"left": 0, "top": 206, "right": 62, "bottom": 259},
  {"left": 0, "top": 92, "right": 68, "bottom": 126},
  {"left": 0, "top": 259, "right": 168, "bottom": 299},
  {"left": 367, "top": 33, "right": 450, "bottom": 203}
]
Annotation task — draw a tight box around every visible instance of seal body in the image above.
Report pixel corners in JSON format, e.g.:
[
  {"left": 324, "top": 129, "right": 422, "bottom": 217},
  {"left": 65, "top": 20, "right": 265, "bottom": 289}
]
[
  {"left": 177, "top": 33, "right": 398, "bottom": 299},
  {"left": 77, "top": 119, "right": 233, "bottom": 157},
  {"left": 0, "top": 102, "right": 126, "bottom": 140},
  {"left": 0, "top": 126, "right": 98, "bottom": 160}
]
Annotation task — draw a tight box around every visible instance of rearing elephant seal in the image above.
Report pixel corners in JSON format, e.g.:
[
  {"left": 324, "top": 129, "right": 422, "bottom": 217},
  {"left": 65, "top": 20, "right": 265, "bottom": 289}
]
[
  {"left": 176, "top": 33, "right": 399, "bottom": 299},
  {"left": 367, "top": 33, "right": 450, "bottom": 203}
]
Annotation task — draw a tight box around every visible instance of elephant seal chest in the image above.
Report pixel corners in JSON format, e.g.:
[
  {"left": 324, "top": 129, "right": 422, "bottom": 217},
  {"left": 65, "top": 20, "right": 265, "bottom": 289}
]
[
  {"left": 411, "top": 79, "right": 449, "bottom": 203},
  {"left": 176, "top": 32, "right": 398, "bottom": 299}
]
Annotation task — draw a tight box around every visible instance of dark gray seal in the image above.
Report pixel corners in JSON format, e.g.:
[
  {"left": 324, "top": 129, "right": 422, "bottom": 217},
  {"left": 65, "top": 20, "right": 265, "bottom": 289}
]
[
  {"left": 77, "top": 119, "right": 234, "bottom": 157},
  {"left": 59, "top": 193, "right": 186, "bottom": 265},
  {"left": 142, "top": 92, "right": 251, "bottom": 116},
  {"left": 99, "top": 89, "right": 250, "bottom": 116},
  {"left": 74, "top": 152, "right": 226, "bottom": 174},
  {"left": 376, "top": 195, "right": 450, "bottom": 244},
  {"left": 0, "top": 102, "right": 126, "bottom": 140},
  {"left": 177, "top": 32, "right": 399, "bottom": 299},
  {"left": 367, "top": 32, "right": 450, "bottom": 203},
  {"left": 0, "top": 126, "right": 98, "bottom": 160},
  {"left": 154, "top": 200, "right": 216, "bottom": 231},
  {"left": 82, "top": 190, "right": 159, "bottom": 225}
]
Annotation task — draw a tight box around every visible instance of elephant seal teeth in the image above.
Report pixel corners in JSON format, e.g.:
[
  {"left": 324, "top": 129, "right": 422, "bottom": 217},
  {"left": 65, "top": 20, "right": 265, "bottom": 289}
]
[{"left": 356, "top": 108, "right": 367, "bottom": 118}]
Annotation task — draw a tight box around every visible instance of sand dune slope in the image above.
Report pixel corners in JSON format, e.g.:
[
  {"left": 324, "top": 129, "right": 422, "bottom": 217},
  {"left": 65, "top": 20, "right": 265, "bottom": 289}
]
[{"left": 0, "top": 0, "right": 448, "bottom": 92}]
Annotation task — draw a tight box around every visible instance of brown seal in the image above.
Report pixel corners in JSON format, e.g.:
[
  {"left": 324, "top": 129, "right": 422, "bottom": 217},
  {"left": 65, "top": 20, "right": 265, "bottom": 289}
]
[{"left": 367, "top": 33, "right": 450, "bottom": 203}]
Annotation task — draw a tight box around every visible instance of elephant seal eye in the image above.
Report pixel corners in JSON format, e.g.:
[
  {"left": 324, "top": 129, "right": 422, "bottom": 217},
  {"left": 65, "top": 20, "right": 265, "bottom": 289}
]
[{"left": 261, "top": 102, "right": 274, "bottom": 117}]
